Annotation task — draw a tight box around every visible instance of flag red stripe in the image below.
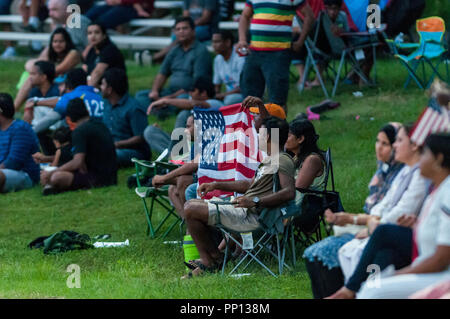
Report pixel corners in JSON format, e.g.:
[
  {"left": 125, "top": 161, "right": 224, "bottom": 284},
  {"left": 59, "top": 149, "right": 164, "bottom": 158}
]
[{"left": 218, "top": 161, "right": 257, "bottom": 179}]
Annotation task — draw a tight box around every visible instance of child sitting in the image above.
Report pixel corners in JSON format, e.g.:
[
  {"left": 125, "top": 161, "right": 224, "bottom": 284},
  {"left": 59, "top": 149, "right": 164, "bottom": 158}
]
[{"left": 33, "top": 126, "right": 73, "bottom": 172}]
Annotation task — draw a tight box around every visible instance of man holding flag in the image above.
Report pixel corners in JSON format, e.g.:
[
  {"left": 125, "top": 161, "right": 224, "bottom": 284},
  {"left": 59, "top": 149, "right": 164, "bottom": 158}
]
[{"left": 182, "top": 114, "right": 295, "bottom": 279}]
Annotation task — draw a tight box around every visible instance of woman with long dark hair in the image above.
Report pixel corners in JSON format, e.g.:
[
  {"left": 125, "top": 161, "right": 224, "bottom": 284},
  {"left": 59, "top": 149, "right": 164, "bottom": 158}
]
[
  {"left": 302, "top": 123, "right": 404, "bottom": 299},
  {"left": 82, "top": 22, "right": 126, "bottom": 87},
  {"left": 14, "top": 27, "right": 80, "bottom": 111},
  {"left": 285, "top": 119, "right": 326, "bottom": 222},
  {"left": 328, "top": 133, "right": 450, "bottom": 299},
  {"left": 46, "top": 27, "right": 80, "bottom": 75}
]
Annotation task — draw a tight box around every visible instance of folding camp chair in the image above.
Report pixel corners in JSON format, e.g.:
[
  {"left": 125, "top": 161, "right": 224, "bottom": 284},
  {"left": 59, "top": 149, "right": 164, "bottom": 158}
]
[
  {"left": 215, "top": 174, "right": 292, "bottom": 278},
  {"left": 295, "top": 14, "right": 330, "bottom": 99},
  {"left": 299, "top": 11, "right": 384, "bottom": 97},
  {"left": 389, "top": 16, "right": 448, "bottom": 89},
  {"left": 287, "top": 148, "right": 344, "bottom": 260},
  {"left": 132, "top": 152, "right": 183, "bottom": 239}
]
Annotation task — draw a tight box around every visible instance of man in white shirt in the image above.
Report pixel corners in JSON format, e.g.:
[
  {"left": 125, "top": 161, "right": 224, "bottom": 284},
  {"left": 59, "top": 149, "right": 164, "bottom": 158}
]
[{"left": 212, "top": 30, "right": 245, "bottom": 106}]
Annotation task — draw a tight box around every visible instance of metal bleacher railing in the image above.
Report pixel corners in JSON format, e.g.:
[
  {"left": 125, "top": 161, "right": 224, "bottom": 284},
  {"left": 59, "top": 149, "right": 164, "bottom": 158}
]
[{"left": 0, "top": 1, "right": 243, "bottom": 50}]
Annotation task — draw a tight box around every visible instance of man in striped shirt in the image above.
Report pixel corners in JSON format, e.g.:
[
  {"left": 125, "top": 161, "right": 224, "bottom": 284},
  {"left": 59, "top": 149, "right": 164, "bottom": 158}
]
[
  {"left": 237, "top": 0, "right": 314, "bottom": 109},
  {"left": 0, "top": 93, "right": 40, "bottom": 193}
]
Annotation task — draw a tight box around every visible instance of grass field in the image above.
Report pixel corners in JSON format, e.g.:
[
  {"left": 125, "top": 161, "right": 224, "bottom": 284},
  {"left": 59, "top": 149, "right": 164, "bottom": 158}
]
[{"left": 0, "top": 49, "right": 443, "bottom": 298}]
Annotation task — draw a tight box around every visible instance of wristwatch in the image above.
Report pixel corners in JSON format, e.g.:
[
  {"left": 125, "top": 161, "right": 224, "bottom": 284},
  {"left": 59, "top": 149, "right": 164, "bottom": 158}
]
[
  {"left": 33, "top": 96, "right": 39, "bottom": 107},
  {"left": 252, "top": 197, "right": 260, "bottom": 208}
]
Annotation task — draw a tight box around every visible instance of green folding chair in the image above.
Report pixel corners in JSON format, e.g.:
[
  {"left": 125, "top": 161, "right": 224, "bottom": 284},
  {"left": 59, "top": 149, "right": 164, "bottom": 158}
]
[{"left": 132, "top": 156, "right": 183, "bottom": 239}]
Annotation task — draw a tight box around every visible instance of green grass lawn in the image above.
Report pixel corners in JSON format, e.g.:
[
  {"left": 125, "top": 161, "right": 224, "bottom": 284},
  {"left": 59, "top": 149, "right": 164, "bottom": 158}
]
[{"left": 0, "top": 55, "right": 435, "bottom": 298}]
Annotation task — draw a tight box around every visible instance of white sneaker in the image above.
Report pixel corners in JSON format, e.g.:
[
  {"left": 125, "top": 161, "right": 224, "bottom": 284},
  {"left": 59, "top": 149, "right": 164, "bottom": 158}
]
[{"left": 0, "top": 46, "right": 16, "bottom": 59}]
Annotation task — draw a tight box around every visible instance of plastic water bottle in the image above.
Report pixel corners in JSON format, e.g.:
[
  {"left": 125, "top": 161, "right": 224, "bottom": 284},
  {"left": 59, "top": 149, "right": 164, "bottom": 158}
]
[{"left": 394, "top": 32, "right": 404, "bottom": 44}]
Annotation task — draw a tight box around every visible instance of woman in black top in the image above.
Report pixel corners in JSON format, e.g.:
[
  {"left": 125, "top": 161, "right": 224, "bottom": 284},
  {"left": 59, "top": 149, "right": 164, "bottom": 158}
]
[{"left": 82, "top": 22, "right": 126, "bottom": 87}]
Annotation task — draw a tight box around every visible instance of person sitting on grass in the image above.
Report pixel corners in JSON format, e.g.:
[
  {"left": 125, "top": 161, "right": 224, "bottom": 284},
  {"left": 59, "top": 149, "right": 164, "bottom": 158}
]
[
  {"left": 327, "top": 133, "right": 450, "bottom": 299},
  {"left": 24, "top": 68, "right": 104, "bottom": 143},
  {"left": 0, "top": 93, "right": 40, "bottom": 193},
  {"left": 82, "top": 22, "right": 126, "bottom": 88},
  {"left": 211, "top": 30, "right": 245, "bottom": 106},
  {"left": 144, "top": 76, "right": 222, "bottom": 157},
  {"left": 296, "top": 0, "right": 349, "bottom": 89},
  {"left": 32, "top": 126, "right": 73, "bottom": 169},
  {"left": 40, "top": 98, "right": 117, "bottom": 195},
  {"left": 181, "top": 116, "right": 296, "bottom": 278},
  {"left": 100, "top": 67, "right": 150, "bottom": 167},
  {"left": 135, "top": 16, "right": 212, "bottom": 120},
  {"left": 15, "top": 27, "right": 81, "bottom": 111}
]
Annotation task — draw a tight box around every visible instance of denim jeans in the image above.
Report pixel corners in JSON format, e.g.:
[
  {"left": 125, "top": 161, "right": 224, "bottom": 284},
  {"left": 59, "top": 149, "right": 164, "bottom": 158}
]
[
  {"left": 185, "top": 183, "right": 198, "bottom": 201},
  {"left": 116, "top": 148, "right": 146, "bottom": 168},
  {"left": 1, "top": 169, "right": 33, "bottom": 193},
  {"left": 240, "top": 49, "right": 292, "bottom": 106},
  {"left": 223, "top": 93, "right": 244, "bottom": 106},
  {"left": 143, "top": 125, "right": 171, "bottom": 156},
  {"left": 195, "top": 25, "right": 212, "bottom": 42},
  {"left": 86, "top": 5, "right": 138, "bottom": 29},
  {"left": 135, "top": 89, "right": 189, "bottom": 120}
]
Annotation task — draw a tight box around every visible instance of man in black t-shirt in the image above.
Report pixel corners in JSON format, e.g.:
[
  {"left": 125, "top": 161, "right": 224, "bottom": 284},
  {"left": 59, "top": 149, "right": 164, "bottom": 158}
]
[{"left": 41, "top": 98, "right": 117, "bottom": 195}]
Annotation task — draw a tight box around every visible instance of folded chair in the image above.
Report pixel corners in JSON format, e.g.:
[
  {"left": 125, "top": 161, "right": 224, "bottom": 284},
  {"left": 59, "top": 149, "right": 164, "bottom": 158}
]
[
  {"left": 132, "top": 152, "right": 183, "bottom": 239},
  {"left": 287, "top": 148, "right": 344, "bottom": 264},
  {"left": 215, "top": 174, "right": 292, "bottom": 278},
  {"left": 389, "top": 16, "right": 448, "bottom": 89}
]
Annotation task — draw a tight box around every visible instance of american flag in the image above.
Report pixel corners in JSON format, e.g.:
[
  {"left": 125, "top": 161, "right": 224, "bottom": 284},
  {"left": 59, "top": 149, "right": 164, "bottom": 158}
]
[
  {"left": 410, "top": 98, "right": 450, "bottom": 146},
  {"left": 193, "top": 103, "right": 260, "bottom": 199}
]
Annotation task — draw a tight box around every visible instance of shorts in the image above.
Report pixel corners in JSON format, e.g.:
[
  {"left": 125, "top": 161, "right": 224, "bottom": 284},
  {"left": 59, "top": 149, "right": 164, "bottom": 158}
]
[
  {"left": 1, "top": 169, "right": 33, "bottom": 193},
  {"left": 206, "top": 197, "right": 261, "bottom": 233},
  {"left": 185, "top": 182, "right": 198, "bottom": 201},
  {"left": 71, "top": 171, "right": 96, "bottom": 190}
]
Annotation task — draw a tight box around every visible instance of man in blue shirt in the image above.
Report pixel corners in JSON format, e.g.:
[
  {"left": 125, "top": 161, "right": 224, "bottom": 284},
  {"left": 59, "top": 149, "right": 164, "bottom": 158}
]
[
  {"left": 24, "top": 68, "right": 104, "bottom": 155},
  {"left": 0, "top": 93, "right": 40, "bottom": 193},
  {"left": 27, "top": 60, "right": 60, "bottom": 101},
  {"left": 135, "top": 16, "right": 212, "bottom": 120},
  {"left": 100, "top": 68, "right": 150, "bottom": 167},
  {"left": 22, "top": 60, "right": 61, "bottom": 155}
]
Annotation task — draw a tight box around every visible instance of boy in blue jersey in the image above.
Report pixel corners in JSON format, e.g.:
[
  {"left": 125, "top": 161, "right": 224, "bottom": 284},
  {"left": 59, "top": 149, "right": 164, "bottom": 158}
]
[
  {"left": 0, "top": 93, "right": 40, "bottom": 193},
  {"left": 24, "top": 68, "right": 104, "bottom": 155}
]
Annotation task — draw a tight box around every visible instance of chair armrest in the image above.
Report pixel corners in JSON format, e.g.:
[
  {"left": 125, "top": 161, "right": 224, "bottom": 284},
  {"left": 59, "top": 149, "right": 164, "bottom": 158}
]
[
  {"left": 153, "top": 160, "right": 180, "bottom": 171},
  {"left": 132, "top": 158, "right": 156, "bottom": 169},
  {"left": 396, "top": 42, "right": 420, "bottom": 50},
  {"left": 296, "top": 187, "right": 326, "bottom": 195}
]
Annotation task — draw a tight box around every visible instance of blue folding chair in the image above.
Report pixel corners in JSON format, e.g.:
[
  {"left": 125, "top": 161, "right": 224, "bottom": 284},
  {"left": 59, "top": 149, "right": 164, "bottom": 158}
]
[{"left": 391, "top": 16, "right": 448, "bottom": 89}]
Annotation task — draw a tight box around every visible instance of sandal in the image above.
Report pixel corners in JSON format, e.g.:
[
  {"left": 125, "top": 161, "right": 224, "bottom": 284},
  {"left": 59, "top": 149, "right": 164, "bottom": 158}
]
[{"left": 180, "top": 259, "right": 223, "bottom": 279}]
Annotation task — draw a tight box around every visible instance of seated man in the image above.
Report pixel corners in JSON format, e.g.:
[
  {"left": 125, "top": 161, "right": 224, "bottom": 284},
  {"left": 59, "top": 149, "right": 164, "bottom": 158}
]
[
  {"left": 135, "top": 16, "right": 212, "bottom": 120},
  {"left": 151, "top": 114, "right": 198, "bottom": 219},
  {"left": 294, "top": 0, "right": 350, "bottom": 88},
  {"left": 212, "top": 30, "right": 246, "bottom": 106},
  {"left": 182, "top": 116, "right": 296, "bottom": 278},
  {"left": 182, "top": 0, "right": 220, "bottom": 42},
  {"left": 25, "top": 68, "right": 104, "bottom": 144},
  {"left": 41, "top": 98, "right": 117, "bottom": 195},
  {"left": 144, "top": 77, "right": 222, "bottom": 157},
  {"left": 24, "top": 60, "right": 61, "bottom": 155},
  {"left": 27, "top": 60, "right": 60, "bottom": 103},
  {"left": 0, "top": 93, "right": 40, "bottom": 193},
  {"left": 100, "top": 68, "right": 150, "bottom": 167}
]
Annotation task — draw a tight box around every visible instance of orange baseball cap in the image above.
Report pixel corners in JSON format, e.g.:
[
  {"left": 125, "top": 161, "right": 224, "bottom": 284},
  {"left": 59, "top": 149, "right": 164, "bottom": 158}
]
[{"left": 249, "top": 103, "right": 286, "bottom": 120}]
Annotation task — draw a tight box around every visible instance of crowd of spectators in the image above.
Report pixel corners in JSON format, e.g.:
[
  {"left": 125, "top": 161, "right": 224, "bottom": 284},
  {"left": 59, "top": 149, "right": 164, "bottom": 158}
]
[{"left": 0, "top": 0, "right": 448, "bottom": 299}]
